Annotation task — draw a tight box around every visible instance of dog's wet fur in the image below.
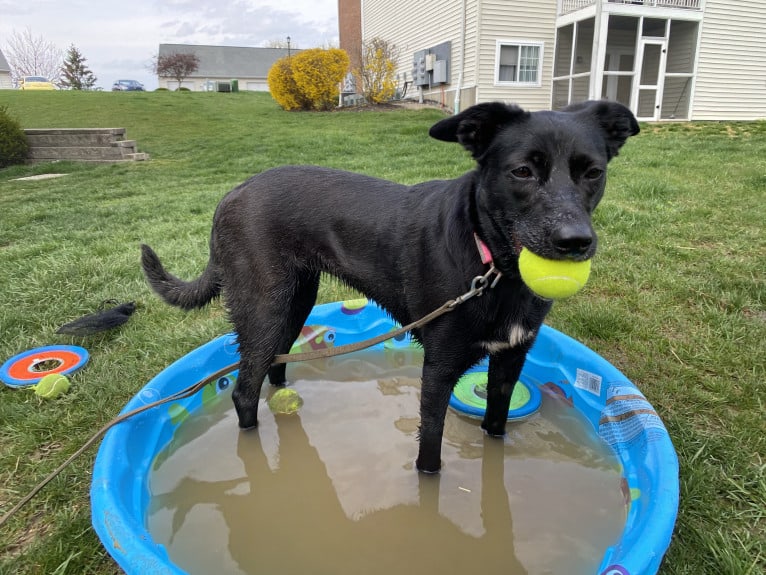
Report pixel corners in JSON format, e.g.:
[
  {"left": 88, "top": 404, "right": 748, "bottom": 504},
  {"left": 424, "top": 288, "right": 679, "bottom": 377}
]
[{"left": 141, "top": 100, "right": 639, "bottom": 473}]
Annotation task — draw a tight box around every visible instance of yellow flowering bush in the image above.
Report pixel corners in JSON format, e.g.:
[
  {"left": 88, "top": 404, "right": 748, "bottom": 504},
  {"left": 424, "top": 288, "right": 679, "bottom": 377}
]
[
  {"left": 359, "top": 38, "right": 398, "bottom": 104},
  {"left": 268, "top": 48, "right": 350, "bottom": 111},
  {"left": 267, "top": 58, "right": 310, "bottom": 111}
]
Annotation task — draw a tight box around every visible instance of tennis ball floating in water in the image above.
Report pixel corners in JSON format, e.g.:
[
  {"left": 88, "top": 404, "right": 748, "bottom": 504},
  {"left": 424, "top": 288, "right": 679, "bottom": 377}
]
[
  {"left": 34, "top": 373, "right": 71, "bottom": 399},
  {"left": 268, "top": 388, "right": 303, "bottom": 414},
  {"left": 518, "top": 248, "right": 592, "bottom": 299}
]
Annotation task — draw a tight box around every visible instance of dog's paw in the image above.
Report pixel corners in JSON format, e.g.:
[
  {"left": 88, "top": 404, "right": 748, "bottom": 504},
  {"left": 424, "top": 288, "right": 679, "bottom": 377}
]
[
  {"left": 235, "top": 410, "right": 259, "bottom": 430},
  {"left": 415, "top": 455, "right": 442, "bottom": 474},
  {"left": 481, "top": 421, "right": 507, "bottom": 438}
]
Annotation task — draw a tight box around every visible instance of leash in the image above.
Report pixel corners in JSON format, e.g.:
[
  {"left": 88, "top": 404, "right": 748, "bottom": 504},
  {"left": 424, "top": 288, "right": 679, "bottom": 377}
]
[{"left": 1, "top": 263, "right": 502, "bottom": 528}]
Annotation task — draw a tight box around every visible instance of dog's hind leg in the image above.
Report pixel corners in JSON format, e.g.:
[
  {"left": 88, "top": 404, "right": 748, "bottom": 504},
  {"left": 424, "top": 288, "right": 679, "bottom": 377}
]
[
  {"left": 229, "top": 270, "right": 320, "bottom": 429},
  {"left": 266, "top": 271, "right": 320, "bottom": 387}
]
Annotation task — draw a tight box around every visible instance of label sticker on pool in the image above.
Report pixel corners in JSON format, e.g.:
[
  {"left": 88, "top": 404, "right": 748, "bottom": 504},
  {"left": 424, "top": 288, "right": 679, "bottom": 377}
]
[
  {"left": 574, "top": 368, "right": 602, "bottom": 396},
  {"left": 598, "top": 385, "right": 669, "bottom": 447}
]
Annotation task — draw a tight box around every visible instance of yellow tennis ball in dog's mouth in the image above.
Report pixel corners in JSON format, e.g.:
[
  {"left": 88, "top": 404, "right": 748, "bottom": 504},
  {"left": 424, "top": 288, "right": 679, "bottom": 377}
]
[
  {"left": 34, "top": 373, "right": 71, "bottom": 399},
  {"left": 518, "top": 248, "right": 592, "bottom": 299}
]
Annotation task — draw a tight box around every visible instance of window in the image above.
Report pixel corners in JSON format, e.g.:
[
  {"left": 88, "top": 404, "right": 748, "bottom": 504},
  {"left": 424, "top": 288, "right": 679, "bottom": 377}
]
[{"left": 496, "top": 42, "right": 543, "bottom": 86}]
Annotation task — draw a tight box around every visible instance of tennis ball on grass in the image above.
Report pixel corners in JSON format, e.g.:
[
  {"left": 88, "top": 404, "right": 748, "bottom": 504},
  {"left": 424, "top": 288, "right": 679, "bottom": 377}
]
[
  {"left": 518, "top": 248, "right": 591, "bottom": 299},
  {"left": 268, "top": 388, "right": 303, "bottom": 414},
  {"left": 34, "top": 373, "right": 71, "bottom": 399}
]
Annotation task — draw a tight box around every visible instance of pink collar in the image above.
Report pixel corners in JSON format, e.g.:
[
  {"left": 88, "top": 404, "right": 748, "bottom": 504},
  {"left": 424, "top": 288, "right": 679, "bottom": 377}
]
[{"left": 474, "top": 234, "right": 493, "bottom": 265}]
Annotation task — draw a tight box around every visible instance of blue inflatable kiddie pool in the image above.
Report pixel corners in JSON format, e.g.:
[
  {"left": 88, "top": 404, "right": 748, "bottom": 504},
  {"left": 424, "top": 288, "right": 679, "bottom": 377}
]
[{"left": 91, "top": 300, "right": 679, "bottom": 575}]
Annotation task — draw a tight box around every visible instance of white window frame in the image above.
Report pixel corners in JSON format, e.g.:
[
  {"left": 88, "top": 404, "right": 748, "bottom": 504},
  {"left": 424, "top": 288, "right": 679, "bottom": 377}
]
[{"left": 494, "top": 40, "right": 544, "bottom": 87}]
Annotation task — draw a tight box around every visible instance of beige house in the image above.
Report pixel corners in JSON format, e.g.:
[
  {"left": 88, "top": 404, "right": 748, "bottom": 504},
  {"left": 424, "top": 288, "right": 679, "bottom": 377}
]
[
  {"left": 157, "top": 44, "right": 293, "bottom": 91},
  {"left": 357, "top": 0, "right": 765, "bottom": 120},
  {"left": 0, "top": 49, "right": 12, "bottom": 89}
]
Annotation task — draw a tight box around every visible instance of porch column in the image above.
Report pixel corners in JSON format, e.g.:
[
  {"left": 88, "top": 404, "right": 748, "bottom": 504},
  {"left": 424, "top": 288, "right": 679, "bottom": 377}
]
[{"left": 591, "top": 1, "right": 608, "bottom": 100}]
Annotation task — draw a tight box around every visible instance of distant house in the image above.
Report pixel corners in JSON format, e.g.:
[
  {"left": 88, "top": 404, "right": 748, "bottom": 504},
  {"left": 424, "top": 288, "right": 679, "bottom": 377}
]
[
  {"left": 348, "top": 0, "right": 765, "bottom": 121},
  {"left": 157, "top": 44, "right": 294, "bottom": 91},
  {"left": 0, "top": 49, "right": 12, "bottom": 89}
]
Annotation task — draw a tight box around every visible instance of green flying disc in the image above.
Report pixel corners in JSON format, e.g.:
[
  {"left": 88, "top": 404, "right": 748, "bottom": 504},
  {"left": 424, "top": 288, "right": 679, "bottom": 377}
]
[{"left": 450, "top": 371, "right": 542, "bottom": 421}]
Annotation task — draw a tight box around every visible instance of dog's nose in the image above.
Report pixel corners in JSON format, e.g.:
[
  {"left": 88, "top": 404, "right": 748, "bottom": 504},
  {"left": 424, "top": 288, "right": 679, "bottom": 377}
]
[{"left": 552, "top": 224, "right": 593, "bottom": 257}]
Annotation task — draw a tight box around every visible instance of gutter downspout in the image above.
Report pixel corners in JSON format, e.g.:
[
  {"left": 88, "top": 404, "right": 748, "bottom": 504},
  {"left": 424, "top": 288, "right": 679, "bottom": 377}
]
[{"left": 454, "top": 0, "right": 467, "bottom": 114}]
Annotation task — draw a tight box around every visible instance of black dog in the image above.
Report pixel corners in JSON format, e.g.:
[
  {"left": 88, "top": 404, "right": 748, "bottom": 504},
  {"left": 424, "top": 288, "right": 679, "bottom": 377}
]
[{"left": 141, "top": 100, "right": 639, "bottom": 473}]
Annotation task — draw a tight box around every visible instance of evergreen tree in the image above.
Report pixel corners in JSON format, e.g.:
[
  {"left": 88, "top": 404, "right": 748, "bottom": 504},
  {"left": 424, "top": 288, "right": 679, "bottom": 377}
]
[{"left": 60, "top": 45, "right": 97, "bottom": 90}]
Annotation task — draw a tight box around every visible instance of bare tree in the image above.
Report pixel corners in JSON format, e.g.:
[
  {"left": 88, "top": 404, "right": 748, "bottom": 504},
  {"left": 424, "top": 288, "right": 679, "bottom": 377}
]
[
  {"left": 151, "top": 52, "right": 200, "bottom": 89},
  {"left": 263, "top": 39, "right": 294, "bottom": 49},
  {"left": 4, "top": 27, "right": 63, "bottom": 86}
]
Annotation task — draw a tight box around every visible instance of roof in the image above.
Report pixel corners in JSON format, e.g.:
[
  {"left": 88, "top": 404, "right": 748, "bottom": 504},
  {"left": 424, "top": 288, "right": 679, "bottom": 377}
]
[
  {"left": 0, "top": 48, "right": 10, "bottom": 72},
  {"left": 158, "top": 44, "right": 295, "bottom": 78}
]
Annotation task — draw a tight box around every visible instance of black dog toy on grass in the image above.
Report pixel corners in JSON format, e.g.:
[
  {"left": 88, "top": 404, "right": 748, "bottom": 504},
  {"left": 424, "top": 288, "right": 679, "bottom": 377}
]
[{"left": 56, "top": 301, "right": 136, "bottom": 336}]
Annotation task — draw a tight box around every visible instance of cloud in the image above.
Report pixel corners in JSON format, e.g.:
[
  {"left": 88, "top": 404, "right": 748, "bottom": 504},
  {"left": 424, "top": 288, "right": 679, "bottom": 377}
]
[
  {"left": 0, "top": 0, "right": 338, "bottom": 89},
  {"left": 159, "top": 1, "right": 337, "bottom": 48}
]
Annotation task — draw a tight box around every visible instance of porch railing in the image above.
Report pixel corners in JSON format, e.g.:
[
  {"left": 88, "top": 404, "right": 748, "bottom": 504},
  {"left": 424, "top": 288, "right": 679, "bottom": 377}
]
[{"left": 560, "top": 0, "right": 702, "bottom": 15}]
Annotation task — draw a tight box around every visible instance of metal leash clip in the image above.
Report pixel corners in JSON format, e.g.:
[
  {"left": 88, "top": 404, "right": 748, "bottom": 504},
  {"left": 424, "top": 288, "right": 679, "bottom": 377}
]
[{"left": 450, "top": 265, "right": 503, "bottom": 307}]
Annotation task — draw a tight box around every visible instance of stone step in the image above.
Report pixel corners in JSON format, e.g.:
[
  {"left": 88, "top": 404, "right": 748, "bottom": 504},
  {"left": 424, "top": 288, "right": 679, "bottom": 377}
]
[
  {"left": 24, "top": 128, "right": 126, "bottom": 147},
  {"left": 23, "top": 128, "right": 148, "bottom": 163},
  {"left": 28, "top": 147, "right": 135, "bottom": 161},
  {"left": 123, "top": 153, "right": 149, "bottom": 161}
]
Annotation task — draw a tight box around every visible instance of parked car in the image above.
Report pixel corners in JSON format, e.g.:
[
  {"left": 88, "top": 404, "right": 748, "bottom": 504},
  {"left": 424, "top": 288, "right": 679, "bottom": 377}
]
[
  {"left": 112, "top": 79, "right": 144, "bottom": 91},
  {"left": 20, "top": 76, "right": 56, "bottom": 90}
]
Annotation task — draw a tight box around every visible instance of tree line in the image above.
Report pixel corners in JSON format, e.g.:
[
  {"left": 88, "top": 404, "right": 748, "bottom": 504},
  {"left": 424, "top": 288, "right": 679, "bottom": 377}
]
[
  {"left": 4, "top": 28, "right": 97, "bottom": 90},
  {"left": 3, "top": 27, "right": 400, "bottom": 107}
]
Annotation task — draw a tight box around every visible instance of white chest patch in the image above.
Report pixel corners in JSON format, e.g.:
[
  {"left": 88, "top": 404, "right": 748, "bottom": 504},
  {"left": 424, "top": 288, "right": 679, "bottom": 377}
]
[{"left": 481, "top": 323, "right": 534, "bottom": 353}]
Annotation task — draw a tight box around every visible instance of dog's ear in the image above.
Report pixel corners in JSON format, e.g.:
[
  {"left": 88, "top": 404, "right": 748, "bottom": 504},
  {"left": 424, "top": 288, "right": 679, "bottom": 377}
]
[
  {"left": 563, "top": 100, "right": 640, "bottom": 159},
  {"left": 429, "top": 102, "right": 528, "bottom": 159}
]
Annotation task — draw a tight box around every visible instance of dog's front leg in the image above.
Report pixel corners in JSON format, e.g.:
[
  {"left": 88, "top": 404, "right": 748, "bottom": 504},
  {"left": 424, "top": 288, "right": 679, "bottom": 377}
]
[
  {"left": 416, "top": 355, "right": 470, "bottom": 473},
  {"left": 482, "top": 347, "right": 530, "bottom": 437}
]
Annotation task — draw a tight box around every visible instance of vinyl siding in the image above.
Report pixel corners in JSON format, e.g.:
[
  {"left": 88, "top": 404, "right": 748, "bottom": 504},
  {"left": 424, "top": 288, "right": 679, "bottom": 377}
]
[
  {"left": 363, "top": 1, "right": 766, "bottom": 119},
  {"left": 362, "top": 0, "right": 477, "bottom": 106},
  {"left": 363, "top": 1, "right": 557, "bottom": 111},
  {"left": 0, "top": 48, "right": 11, "bottom": 89},
  {"left": 693, "top": 0, "right": 766, "bottom": 120},
  {"left": 475, "top": 0, "right": 557, "bottom": 109}
]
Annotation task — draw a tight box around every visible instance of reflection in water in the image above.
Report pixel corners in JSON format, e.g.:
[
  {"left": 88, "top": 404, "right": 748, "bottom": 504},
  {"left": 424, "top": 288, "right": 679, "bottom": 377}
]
[{"left": 148, "top": 351, "right": 625, "bottom": 575}]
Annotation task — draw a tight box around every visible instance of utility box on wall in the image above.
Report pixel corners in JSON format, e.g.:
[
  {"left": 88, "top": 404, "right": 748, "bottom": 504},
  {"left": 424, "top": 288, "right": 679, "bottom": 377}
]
[
  {"left": 432, "top": 60, "right": 447, "bottom": 84},
  {"left": 411, "top": 41, "right": 451, "bottom": 87},
  {"left": 412, "top": 49, "right": 429, "bottom": 86}
]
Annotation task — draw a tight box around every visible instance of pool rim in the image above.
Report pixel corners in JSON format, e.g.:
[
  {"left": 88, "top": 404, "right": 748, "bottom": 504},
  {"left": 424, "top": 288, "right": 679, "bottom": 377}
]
[{"left": 91, "top": 300, "right": 679, "bottom": 575}]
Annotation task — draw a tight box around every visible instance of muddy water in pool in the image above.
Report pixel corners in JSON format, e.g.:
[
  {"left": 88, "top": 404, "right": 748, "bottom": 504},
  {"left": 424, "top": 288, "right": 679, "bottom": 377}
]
[{"left": 148, "top": 349, "right": 626, "bottom": 575}]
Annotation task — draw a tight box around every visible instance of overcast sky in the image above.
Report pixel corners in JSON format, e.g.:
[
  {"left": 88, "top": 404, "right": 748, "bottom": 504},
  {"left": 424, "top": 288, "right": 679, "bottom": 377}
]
[{"left": 0, "top": 0, "right": 339, "bottom": 90}]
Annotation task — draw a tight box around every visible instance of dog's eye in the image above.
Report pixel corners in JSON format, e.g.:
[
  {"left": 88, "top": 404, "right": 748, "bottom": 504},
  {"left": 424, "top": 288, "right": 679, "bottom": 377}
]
[
  {"left": 510, "top": 166, "right": 533, "bottom": 179},
  {"left": 584, "top": 168, "right": 604, "bottom": 180}
]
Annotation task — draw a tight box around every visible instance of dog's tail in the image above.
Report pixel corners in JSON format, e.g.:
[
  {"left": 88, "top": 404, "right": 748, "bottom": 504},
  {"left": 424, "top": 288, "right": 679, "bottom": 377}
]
[{"left": 140, "top": 244, "right": 221, "bottom": 310}]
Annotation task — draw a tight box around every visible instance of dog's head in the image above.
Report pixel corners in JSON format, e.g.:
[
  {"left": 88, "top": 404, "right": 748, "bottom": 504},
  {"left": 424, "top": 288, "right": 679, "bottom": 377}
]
[{"left": 430, "top": 100, "right": 639, "bottom": 268}]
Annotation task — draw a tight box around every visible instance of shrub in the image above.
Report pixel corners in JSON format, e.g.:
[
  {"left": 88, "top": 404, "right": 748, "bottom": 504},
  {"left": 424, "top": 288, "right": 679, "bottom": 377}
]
[
  {"left": 292, "top": 48, "right": 350, "bottom": 111},
  {"left": 267, "top": 58, "right": 310, "bottom": 111},
  {"left": 0, "top": 105, "right": 28, "bottom": 169},
  {"left": 358, "top": 38, "right": 398, "bottom": 104},
  {"left": 268, "top": 48, "right": 350, "bottom": 111}
]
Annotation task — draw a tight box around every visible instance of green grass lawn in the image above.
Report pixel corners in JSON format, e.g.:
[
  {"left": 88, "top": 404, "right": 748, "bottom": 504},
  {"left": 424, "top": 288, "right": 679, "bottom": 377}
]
[{"left": 1, "top": 91, "right": 764, "bottom": 574}]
